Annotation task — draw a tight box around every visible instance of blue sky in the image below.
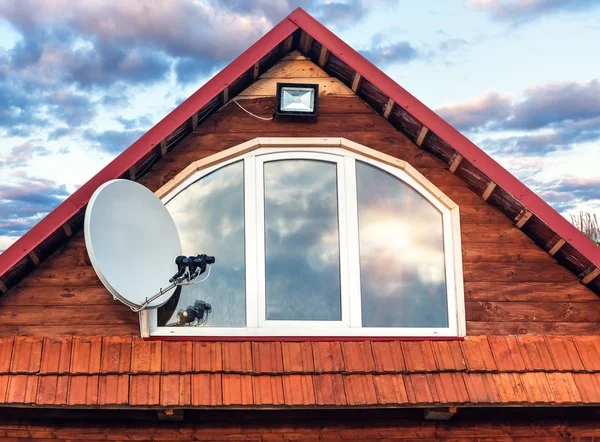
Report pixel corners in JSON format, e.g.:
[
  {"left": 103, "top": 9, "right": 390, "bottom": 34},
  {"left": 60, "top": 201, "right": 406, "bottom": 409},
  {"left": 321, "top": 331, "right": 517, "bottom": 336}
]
[{"left": 0, "top": 0, "right": 599, "bottom": 252}]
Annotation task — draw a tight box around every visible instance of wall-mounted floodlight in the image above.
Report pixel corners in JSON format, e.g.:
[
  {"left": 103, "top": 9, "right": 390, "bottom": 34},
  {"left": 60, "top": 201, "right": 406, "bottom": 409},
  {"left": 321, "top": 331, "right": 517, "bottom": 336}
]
[{"left": 276, "top": 83, "right": 319, "bottom": 117}]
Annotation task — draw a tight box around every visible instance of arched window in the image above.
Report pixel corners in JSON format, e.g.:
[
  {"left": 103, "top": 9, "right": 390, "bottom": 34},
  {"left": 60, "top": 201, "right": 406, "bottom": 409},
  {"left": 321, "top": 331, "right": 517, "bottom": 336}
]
[{"left": 150, "top": 139, "right": 464, "bottom": 337}]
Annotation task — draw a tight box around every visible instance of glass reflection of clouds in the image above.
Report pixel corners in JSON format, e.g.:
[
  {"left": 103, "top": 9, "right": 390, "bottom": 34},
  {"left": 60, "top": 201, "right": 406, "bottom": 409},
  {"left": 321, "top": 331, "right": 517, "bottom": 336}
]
[
  {"left": 356, "top": 161, "right": 448, "bottom": 328},
  {"left": 264, "top": 160, "right": 341, "bottom": 321},
  {"left": 159, "top": 161, "right": 245, "bottom": 327}
]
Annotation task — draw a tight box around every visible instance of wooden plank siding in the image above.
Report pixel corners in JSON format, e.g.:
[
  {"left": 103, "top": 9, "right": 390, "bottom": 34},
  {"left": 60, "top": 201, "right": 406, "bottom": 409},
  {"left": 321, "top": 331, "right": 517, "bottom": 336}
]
[
  {"left": 3, "top": 408, "right": 600, "bottom": 441},
  {"left": 0, "top": 56, "right": 597, "bottom": 337}
]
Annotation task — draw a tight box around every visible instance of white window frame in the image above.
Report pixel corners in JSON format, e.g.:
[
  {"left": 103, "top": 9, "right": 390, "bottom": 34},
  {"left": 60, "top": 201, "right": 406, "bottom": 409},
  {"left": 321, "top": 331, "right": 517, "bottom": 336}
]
[{"left": 145, "top": 138, "right": 465, "bottom": 338}]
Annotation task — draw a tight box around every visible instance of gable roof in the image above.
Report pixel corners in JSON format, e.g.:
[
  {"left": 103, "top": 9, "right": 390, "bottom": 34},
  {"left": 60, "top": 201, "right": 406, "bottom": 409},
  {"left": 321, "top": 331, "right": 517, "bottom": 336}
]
[{"left": 0, "top": 7, "right": 599, "bottom": 295}]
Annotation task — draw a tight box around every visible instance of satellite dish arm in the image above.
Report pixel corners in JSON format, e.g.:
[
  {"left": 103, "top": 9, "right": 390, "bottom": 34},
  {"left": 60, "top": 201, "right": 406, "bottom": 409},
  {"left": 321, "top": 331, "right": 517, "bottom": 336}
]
[
  {"left": 130, "top": 282, "right": 178, "bottom": 312},
  {"left": 130, "top": 254, "right": 216, "bottom": 312}
]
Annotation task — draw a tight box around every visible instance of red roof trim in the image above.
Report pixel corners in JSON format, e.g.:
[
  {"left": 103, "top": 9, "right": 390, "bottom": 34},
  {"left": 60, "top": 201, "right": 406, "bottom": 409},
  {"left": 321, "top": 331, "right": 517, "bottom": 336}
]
[
  {"left": 148, "top": 336, "right": 464, "bottom": 342},
  {"left": 0, "top": 17, "right": 298, "bottom": 277},
  {"left": 1, "top": 7, "right": 598, "bottom": 283},
  {"left": 287, "top": 8, "right": 600, "bottom": 269}
]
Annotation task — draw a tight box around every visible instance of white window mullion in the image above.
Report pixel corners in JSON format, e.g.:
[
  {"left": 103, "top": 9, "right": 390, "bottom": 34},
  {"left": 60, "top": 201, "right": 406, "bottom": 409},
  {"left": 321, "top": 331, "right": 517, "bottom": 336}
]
[
  {"left": 244, "top": 156, "right": 259, "bottom": 328},
  {"left": 255, "top": 156, "right": 267, "bottom": 327},
  {"left": 344, "top": 156, "right": 362, "bottom": 328},
  {"left": 336, "top": 157, "right": 351, "bottom": 326}
]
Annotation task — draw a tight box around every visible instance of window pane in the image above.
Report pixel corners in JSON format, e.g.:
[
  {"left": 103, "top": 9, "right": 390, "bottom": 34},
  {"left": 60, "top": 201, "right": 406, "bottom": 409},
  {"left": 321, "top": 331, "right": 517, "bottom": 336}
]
[
  {"left": 356, "top": 161, "right": 448, "bottom": 327},
  {"left": 158, "top": 161, "right": 245, "bottom": 327},
  {"left": 264, "top": 160, "right": 341, "bottom": 321}
]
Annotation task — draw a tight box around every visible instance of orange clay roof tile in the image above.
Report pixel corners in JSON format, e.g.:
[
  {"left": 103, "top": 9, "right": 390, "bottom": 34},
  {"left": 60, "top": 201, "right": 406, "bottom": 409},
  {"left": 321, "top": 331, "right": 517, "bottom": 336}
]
[
  {"left": 10, "top": 336, "right": 42, "bottom": 373},
  {"left": 520, "top": 372, "right": 554, "bottom": 404},
  {"left": 431, "top": 340, "right": 466, "bottom": 371},
  {"left": 431, "top": 372, "right": 470, "bottom": 404},
  {"left": 98, "top": 374, "right": 129, "bottom": 405},
  {"left": 222, "top": 342, "right": 253, "bottom": 373},
  {"left": 252, "top": 342, "right": 284, "bottom": 374},
  {"left": 129, "top": 374, "right": 160, "bottom": 406},
  {"left": 371, "top": 341, "right": 405, "bottom": 372},
  {"left": 517, "top": 336, "right": 556, "bottom": 371},
  {"left": 372, "top": 373, "right": 408, "bottom": 405},
  {"left": 492, "top": 373, "right": 528, "bottom": 403},
  {"left": 161, "top": 341, "right": 193, "bottom": 373},
  {"left": 0, "top": 337, "right": 14, "bottom": 373},
  {"left": 313, "top": 373, "right": 346, "bottom": 406},
  {"left": 545, "top": 372, "right": 581, "bottom": 404},
  {"left": 100, "top": 336, "right": 132, "bottom": 373},
  {"left": 461, "top": 336, "right": 496, "bottom": 372},
  {"left": 312, "top": 342, "right": 344, "bottom": 373},
  {"left": 160, "top": 374, "right": 192, "bottom": 406},
  {"left": 252, "top": 375, "right": 285, "bottom": 405},
  {"left": 0, "top": 375, "right": 9, "bottom": 404},
  {"left": 488, "top": 336, "right": 527, "bottom": 372},
  {"left": 462, "top": 373, "right": 501, "bottom": 404},
  {"left": 67, "top": 375, "right": 99, "bottom": 406},
  {"left": 545, "top": 336, "right": 585, "bottom": 371},
  {"left": 343, "top": 374, "right": 378, "bottom": 406},
  {"left": 40, "top": 337, "right": 72, "bottom": 374},
  {"left": 36, "top": 375, "right": 68, "bottom": 405},
  {"left": 70, "top": 336, "right": 101, "bottom": 374},
  {"left": 282, "top": 374, "right": 315, "bottom": 406},
  {"left": 404, "top": 373, "right": 439, "bottom": 404},
  {"left": 131, "top": 339, "right": 162, "bottom": 373},
  {"left": 192, "top": 342, "right": 222, "bottom": 372},
  {"left": 401, "top": 342, "right": 437, "bottom": 372},
  {"left": 572, "top": 336, "right": 600, "bottom": 371},
  {"left": 191, "top": 373, "right": 222, "bottom": 406},
  {"left": 2, "top": 335, "right": 600, "bottom": 409},
  {"left": 6, "top": 375, "right": 38, "bottom": 404},
  {"left": 282, "top": 342, "right": 315, "bottom": 373},
  {"left": 572, "top": 373, "right": 600, "bottom": 403},
  {"left": 222, "top": 374, "right": 253, "bottom": 405},
  {"left": 341, "top": 341, "right": 376, "bottom": 373}
]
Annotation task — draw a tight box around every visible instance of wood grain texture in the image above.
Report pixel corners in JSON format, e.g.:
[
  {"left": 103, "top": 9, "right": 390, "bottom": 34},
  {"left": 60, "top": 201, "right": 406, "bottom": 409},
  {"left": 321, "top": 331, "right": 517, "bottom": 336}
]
[
  {"left": 238, "top": 77, "right": 353, "bottom": 97},
  {"left": 3, "top": 410, "right": 600, "bottom": 441},
  {"left": 0, "top": 55, "right": 597, "bottom": 337},
  {"left": 260, "top": 60, "right": 328, "bottom": 78}
]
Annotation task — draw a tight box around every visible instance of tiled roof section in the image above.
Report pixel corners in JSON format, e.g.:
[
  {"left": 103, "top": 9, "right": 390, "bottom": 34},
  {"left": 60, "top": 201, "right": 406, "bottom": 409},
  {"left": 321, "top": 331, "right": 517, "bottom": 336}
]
[{"left": 2, "top": 335, "right": 600, "bottom": 408}]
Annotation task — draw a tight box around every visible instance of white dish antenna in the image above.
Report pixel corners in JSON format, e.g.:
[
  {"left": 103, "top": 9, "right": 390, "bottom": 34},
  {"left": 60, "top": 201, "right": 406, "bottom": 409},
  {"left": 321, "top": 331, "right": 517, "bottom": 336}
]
[{"left": 84, "top": 179, "right": 182, "bottom": 310}]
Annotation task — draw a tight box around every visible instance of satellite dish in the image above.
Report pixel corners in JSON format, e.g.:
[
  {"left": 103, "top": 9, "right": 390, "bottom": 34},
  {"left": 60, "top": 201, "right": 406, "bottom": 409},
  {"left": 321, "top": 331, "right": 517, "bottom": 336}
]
[{"left": 84, "top": 179, "right": 182, "bottom": 310}]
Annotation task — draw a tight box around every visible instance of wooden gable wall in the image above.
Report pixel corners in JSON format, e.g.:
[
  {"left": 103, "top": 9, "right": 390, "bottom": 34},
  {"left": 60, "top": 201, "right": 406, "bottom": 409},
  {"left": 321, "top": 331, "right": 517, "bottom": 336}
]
[{"left": 0, "top": 52, "right": 598, "bottom": 337}]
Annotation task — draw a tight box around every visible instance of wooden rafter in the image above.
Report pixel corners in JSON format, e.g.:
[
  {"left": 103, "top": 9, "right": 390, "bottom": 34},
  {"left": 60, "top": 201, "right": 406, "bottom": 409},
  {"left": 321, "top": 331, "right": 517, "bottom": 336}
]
[
  {"left": 482, "top": 182, "right": 497, "bottom": 201},
  {"left": 351, "top": 73, "right": 362, "bottom": 92},
  {"left": 299, "top": 31, "right": 313, "bottom": 54},
  {"left": 318, "top": 46, "right": 329, "bottom": 67},
  {"left": 548, "top": 238, "right": 566, "bottom": 256},
  {"left": 253, "top": 62, "right": 260, "bottom": 80},
  {"left": 284, "top": 34, "right": 293, "bottom": 53},
  {"left": 28, "top": 251, "right": 40, "bottom": 265},
  {"left": 416, "top": 126, "right": 429, "bottom": 147},
  {"left": 62, "top": 223, "right": 72, "bottom": 237},
  {"left": 382, "top": 98, "right": 394, "bottom": 119},
  {"left": 160, "top": 140, "right": 168, "bottom": 157},
  {"left": 515, "top": 210, "right": 533, "bottom": 229},
  {"left": 449, "top": 154, "right": 463, "bottom": 174},
  {"left": 582, "top": 267, "right": 600, "bottom": 285}
]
